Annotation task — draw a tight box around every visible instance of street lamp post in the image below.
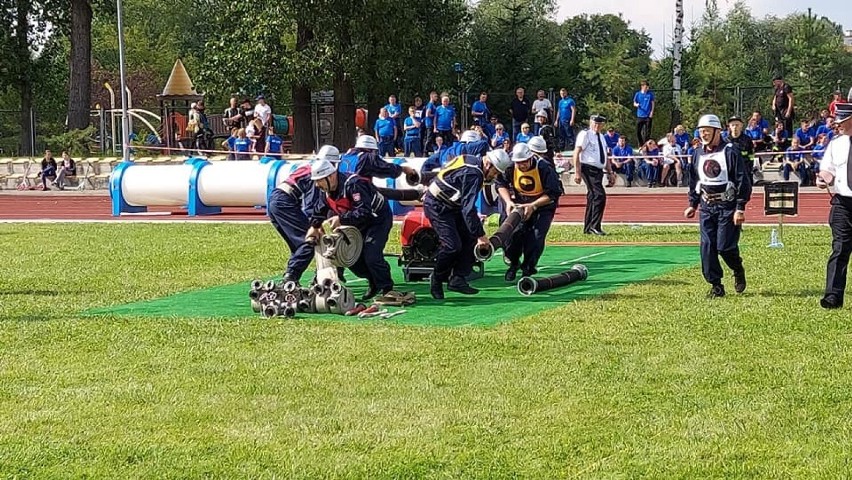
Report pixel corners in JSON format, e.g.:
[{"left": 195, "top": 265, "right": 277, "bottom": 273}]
[{"left": 116, "top": 0, "right": 131, "bottom": 161}]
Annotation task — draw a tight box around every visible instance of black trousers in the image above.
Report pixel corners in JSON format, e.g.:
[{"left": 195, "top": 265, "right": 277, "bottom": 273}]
[
  {"left": 504, "top": 208, "right": 555, "bottom": 273},
  {"left": 267, "top": 188, "right": 314, "bottom": 282},
  {"left": 825, "top": 195, "right": 852, "bottom": 302},
  {"left": 580, "top": 164, "right": 606, "bottom": 232},
  {"left": 637, "top": 117, "right": 653, "bottom": 145},
  {"left": 699, "top": 202, "right": 744, "bottom": 285},
  {"left": 424, "top": 196, "right": 476, "bottom": 283}
]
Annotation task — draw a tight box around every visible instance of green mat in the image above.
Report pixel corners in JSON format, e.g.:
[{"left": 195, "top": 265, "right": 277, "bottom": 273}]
[{"left": 85, "top": 246, "right": 698, "bottom": 327}]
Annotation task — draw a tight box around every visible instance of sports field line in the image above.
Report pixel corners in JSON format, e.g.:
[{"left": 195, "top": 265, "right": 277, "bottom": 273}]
[{"left": 0, "top": 219, "right": 829, "bottom": 227}]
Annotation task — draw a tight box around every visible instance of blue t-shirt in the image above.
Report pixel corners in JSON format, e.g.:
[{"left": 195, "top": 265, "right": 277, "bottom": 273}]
[
  {"left": 612, "top": 145, "right": 633, "bottom": 158},
  {"left": 404, "top": 117, "right": 420, "bottom": 138},
  {"left": 226, "top": 136, "right": 237, "bottom": 150},
  {"left": 785, "top": 147, "right": 804, "bottom": 161},
  {"left": 812, "top": 144, "right": 827, "bottom": 160},
  {"left": 816, "top": 125, "right": 834, "bottom": 141},
  {"left": 267, "top": 134, "right": 283, "bottom": 154},
  {"left": 515, "top": 132, "right": 532, "bottom": 143},
  {"left": 375, "top": 117, "right": 395, "bottom": 138},
  {"left": 757, "top": 118, "right": 769, "bottom": 132},
  {"left": 558, "top": 97, "right": 576, "bottom": 122},
  {"left": 674, "top": 132, "right": 690, "bottom": 149},
  {"left": 234, "top": 138, "right": 251, "bottom": 152},
  {"left": 424, "top": 102, "right": 437, "bottom": 128},
  {"left": 385, "top": 103, "right": 402, "bottom": 120},
  {"left": 492, "top": 131, "right": 509, "bottom": 148},
  {"left": 745, "top": 127, "right": 763, "bottom": 141},
  {"left": 633, "top": 90, "right": 655, "bottom": 118},
  {"left": 794, "top": 128, "right": 814, "bottom": 146},
  {"left": 471, "top": 101, "right": 490, "bottom": 123},
  {"left": 435, "top": 105, "right": 455, "bottom": 131},
  {"left": 604, "top": 132, "right": 619, "bottom": 150}
]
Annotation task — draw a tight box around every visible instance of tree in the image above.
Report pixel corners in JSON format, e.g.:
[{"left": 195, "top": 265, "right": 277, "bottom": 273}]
[{"left": 67, "top": 0, "right": 92, "bottom": 130}]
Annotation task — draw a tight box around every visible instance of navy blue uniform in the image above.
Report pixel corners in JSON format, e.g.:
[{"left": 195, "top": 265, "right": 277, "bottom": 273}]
[
  {"left": 311, "top": 172, "right": 394, "bottom": 292},
  {"left": 267, "top": 163, "right": 319, "bottom": 283},
  {"left": 495, "top": 157, "right": 561, "bottom": 275},
  {"left": 686, "top": 141, "right": 752, "bottom": 288},
  {"left": 420, "top": 139, "right": 489, "bottom": 175},
  {"left": 338, "top": 150, "right": 404, "bottom": 179},
  {"left": 424, "top": 155, "right": 486, "bottom": 284}
]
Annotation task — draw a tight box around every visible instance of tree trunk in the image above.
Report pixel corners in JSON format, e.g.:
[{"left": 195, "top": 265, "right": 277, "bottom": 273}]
[
  {"left": 291, "top": 21, "right": 315, "bottom": 153},
  {"left": 67, "top": 0, "right": 93, "bottom": 131},
  {"left": 15, "top": 0, "right": 33, "bottom": 155},
  {"left": 333, "top": 69, "right": 355, "bottom": 150}
]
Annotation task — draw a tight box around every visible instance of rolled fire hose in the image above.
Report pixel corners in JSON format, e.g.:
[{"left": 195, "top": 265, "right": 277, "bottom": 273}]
[
  {"left": 376, "top": 186, "right": 424, "bottom": 202},
  {"left": 475, "top": 209, "right": 524, "bottom": 262},
  {"left": 320, "top": 226, "right": 363, "bottom": 268},
  {"left": 517, "top": 264, "right": 588, "bottom": 296}
]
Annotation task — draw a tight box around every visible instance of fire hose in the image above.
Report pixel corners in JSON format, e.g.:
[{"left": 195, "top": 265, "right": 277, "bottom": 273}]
[
  {"left": 376, "top": 186, "right": 424, "bottom": 202},
  {"left": 517, "top": 264, "right": 588, "bottom": 296},
  {"left": 319, "top": 225, "right": 363, "bottom": 268},
  {"left": 474, "top": 208, "right": 524, "bottom": 262}
]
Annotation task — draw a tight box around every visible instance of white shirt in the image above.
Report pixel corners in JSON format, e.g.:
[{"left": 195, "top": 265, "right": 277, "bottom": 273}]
[
  {"left": 662, "top": 143, "right": 681, "bottom": 164},
  {"left": 823, "top": 134, "right": 852, "bottom": 197},
  {"left": 532, "top": 99, "right": 552, "bottom": 121},
  {"left": 576, "top": 129, "right": 608, "bottom": 168},
  {"left": 254, "top": 103, "right": 272, "bottom": 126}
]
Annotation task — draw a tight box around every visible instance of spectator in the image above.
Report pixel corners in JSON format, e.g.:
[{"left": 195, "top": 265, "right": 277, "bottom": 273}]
[
  {"left": 531, "top": 89, "right": 552, "bottom": 134},
  {"left": 745, "top": 118, "right": 767, "bottom": 152},
  {"left": 510, "top": 87, "right": 530, "bottom": 140},
  {"left": 515, "top": 123, "right": 533, "bottom": 144},
  {"left": 633, "top": 80, "right": 655, "bottom": 145},
  {"left": 433, "top": 95, "right": 456, "bottom": 146},
  {"left": 38, "top": 150, "right": 57, "bottom": 190},
  {"left": 611, "top": 136, "right": 635, "bottom": 187},
  {"left": 432, "top": 135, "right": 448, "bottom": 156},
  {"left": 233, "top": 128, "right": 252, "bottom": 161},
  {"left": 750, "top": 111, "right": 770, "bottom": 135},
  {"left": 816, "top": 116, "right": 835, "bottom": 142},
  {"left": 555, "top": 87, "right": 576, "bottom": 151},
  {"left": 638, "top": 139, "right": 661, "bottom": 188},
  {"left": 254, "top": 95, "right": 272, "bottom": 126},
  {"left": 811, "top": 134, "right": 829, "bottom": 173},
  {"left": 222, "top": 127, "right": 238, "bottom": 161},
  {"left": 246, "top": 117, "right": 266, "bottom": 153},
  {"left": 265, "top": 125, "right": 283, "bottom": 157},
  {"left": 772, "top": 75, "right": 795, "bottom": 136},
  {"left": 471, "top": 92, "right": 490, "bottom": 128},
  {"left": 54, "top": 151, "right": 76, "bottom": 190},
  {"left": 483, "top": 114, "right": 498, "bottom": 140},
  {"left": 783, "top": 137, "right": 809, "bottom": 185},
  {"left": 603, "top": 127, "right": 619, "bottom": 153},
  {"left": 223, "top": 97, "right": 244, "bottom": 130},
  {"left": 771, "top": 121, "right": 790, "bottom": 152},
  {"left": 424, "top": 91, "right": 439, "bottom": 152},
  {"left": 385, "top": 95, "right": 403, "bottom": 150},
  {"left": 413, "top": 96, "right": 426, "bottom": 150},
  {"left": 536, "top": 111, "right": 558, "bottom": 161},
  {"left": 374, "top": 107, "right": 397, "bottom": 157},
  {"left": 794, "top": 119, "right": 815, "bottom": 150},
  {"left": 403, "top": 106, "right": 422, "bottom": 157},
  {"left": 673, "top": 125, "right": 690, "bottom": 150},
  {"left": 661, "top": 132, "right": 684, "bottom": 187},
  {"left": 491, "top": 124, "right": 509, "bottom": 150}
]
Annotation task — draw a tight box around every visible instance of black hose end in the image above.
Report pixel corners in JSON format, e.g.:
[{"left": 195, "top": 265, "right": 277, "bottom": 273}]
[
  {"left": 517, "top": 277, "right": 537, "bottom": 296},
  {"left": 572, "top": 264, "right": 589, "bottom": 280}
]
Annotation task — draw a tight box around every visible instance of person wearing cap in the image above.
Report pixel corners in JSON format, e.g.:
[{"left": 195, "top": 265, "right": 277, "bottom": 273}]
[
  {"left": 815, "top": 103, "right": 852, "bottom": 309},
  {"left": 268, "top": 146, "right": 339, "bottom": 284},
  {"left": 684, "top": 113, "right": 752, "bottom": 298},
  {"left": 254, "top": 95, "right": 272, "bottom": 126},
  {"left": 495, "top": 143, "right": 562, "bottom": 281},
  {"left": 307, "top": 157, "right": 394, "bottom": 300},
  {"left": 573, "top": 114, "right": 616, "bottom": 235},
  {"left": 534, "top": 111, "right": 558, "bottom": 163},
  {"left": 424, "top": 149, "right": 512, "bottom": 299},
  {"left": 723, "top": 116, "right": 755, "bottom": 184},
  {"left": 772, "top": 75, "right": 795, "bottom": 137},
  {"left": 338, "top": 134, "right": 417, "bottom": 181}
]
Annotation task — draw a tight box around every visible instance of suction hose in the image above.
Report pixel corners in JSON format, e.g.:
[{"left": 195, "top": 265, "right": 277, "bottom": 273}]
[
  {"left": 517, "top": 264, "right": 588, "bottom": 296},
  {"left": 474, "top": 209, "right": 525, "bottom": 262}
]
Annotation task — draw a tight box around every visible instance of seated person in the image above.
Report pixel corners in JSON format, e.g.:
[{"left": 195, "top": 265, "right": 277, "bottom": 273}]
[
  {"left": 794, "top": 119, "right": 816, "bottom": 150},
  {"left": 661, "top": 133, "right": 683, "bottom": 187},
  {"left": 815, "top": 116, "right": 835, "bottom": 142},
  {"left": 783, "top": 137, "right": 810, "bottom": 186},
  {"left": 638, "top": 139, "right": 662, "bottom": 188},
  {"left": 611, "top": 136, "right": 635, "bottom": 187},
  {"left": 54, "top": 151, "right": 76, "bottom": 190},
  {"left": 770, "top": 121, "right": 790, "bottom": 159},
  {"left": 490, "top": 124, "right": 509, "bottom": 150},
  {"left": 810, "top": 134, "right": 830, "bottom": 174},
  {"left": 38, "top": 150, "right": 57, "bottom": 190},
  {"left": 603, "top": 127, "right": 620, "bottom": 153},
  {"left": 515, "top": 123, "right": 533, "bottom": 144},
  {"left": 673, "top": 124, "right": 690, "bottom": 151}
]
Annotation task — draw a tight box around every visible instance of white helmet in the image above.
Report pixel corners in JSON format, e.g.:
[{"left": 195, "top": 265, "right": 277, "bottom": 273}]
[
  {"left": 486, "top": 149, "right": 512, "bottom": 173},
  {"left": 460, "top": 130, "right": 480, "bottom": 143},
  {"left": 355, "top": 135, "right": 378, "bottom": 150},
  {"left": 697, "top": 114, "right": 722, "bottom": 130},
  {"left": 315, "top": 145, "right": 340, "bottom": 163},
  {"left": 310, "top": 159, "right": 337, "bottom": 180},
  {"left": 511, "top": 143, "right": 534, "bottom": 162},
  {"left": 527, "top": 136, "right": 547, "bottom": 154}
]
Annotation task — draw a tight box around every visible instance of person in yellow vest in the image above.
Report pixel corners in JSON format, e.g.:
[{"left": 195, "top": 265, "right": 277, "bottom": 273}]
[
  {"left": 495, "top": 142, "right": 562, "bottom": 281},
  {"left": 423, "top": 149, "right": 512, "bottom": 299}
]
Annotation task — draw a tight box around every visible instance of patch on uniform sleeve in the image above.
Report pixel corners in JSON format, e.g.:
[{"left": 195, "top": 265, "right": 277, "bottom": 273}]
[{"left": 352, "top": 192, "right": 361, "bottom": 202}]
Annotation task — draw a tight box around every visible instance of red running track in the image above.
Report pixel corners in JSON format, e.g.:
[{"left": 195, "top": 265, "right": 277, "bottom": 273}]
[{"left": 0, "top": 192, "right": 833, "bottom": 224}]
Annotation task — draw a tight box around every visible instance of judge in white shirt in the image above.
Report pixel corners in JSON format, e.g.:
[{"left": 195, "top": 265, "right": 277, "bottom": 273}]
[
  {"left": 573, "top": 114, "right": 616, "bottom": 235},
  {"left": 816, "top": 102, "right": 852, "bottom": 309}
]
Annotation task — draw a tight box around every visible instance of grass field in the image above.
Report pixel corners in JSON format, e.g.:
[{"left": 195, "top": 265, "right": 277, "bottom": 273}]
[{"left": 1, "top": 222, "right": 851, "bottom": 478}]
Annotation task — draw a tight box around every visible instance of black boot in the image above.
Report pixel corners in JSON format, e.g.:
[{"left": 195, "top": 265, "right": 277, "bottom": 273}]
[
  {"left": 504, "top": 263, "right": 519, "bottom": 282},
  {"left": 430, "top": 275, "right": 444, "bottom": 300},
  {"left": 707, "top": 284, "right": 726, "bottom": 298},
  {"left": 820, "top": 294, "right": 842, "bottom": 309},
  {"left": 733, "top": 270, "right": 746, "bottom": 294},
  {"left": 447, "top": 277, "right": 479, "bottom": 295}
]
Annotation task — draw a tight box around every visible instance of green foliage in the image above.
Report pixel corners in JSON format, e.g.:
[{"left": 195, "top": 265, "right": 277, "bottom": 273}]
[{"left": 44, "top": 126, "right": 97, "bottom": 155}]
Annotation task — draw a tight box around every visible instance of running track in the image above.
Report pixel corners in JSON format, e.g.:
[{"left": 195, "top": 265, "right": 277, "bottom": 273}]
[{"left": 0, "top": 192, "right": 833, "bottom": 224}]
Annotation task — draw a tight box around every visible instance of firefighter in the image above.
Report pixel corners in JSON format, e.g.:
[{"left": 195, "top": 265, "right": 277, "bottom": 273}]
[
  {"left": 724, "top": 115, "right": 757, "bottom": 182},
  {"left": 338, "top": 134, "right": 417, "bottom": 181},
  {"left": 267, "top": 145, "right": 338, "bottom": 284},
  {"left": 496, "top": 143, "right": 562, "bottom": 281},
  {"left": 424, "top": 149, "right": 512, "bottom": 299},
  {"left": 684, "top": 114, "right": 752, "bottom": 297},
  {"left": 307, "top": 158, "right": 394, "bottom": 300}
]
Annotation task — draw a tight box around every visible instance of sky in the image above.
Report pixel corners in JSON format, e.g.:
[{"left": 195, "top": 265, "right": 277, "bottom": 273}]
[{"left": 555, "top": 0, "right": 852, "bottom": 58}]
